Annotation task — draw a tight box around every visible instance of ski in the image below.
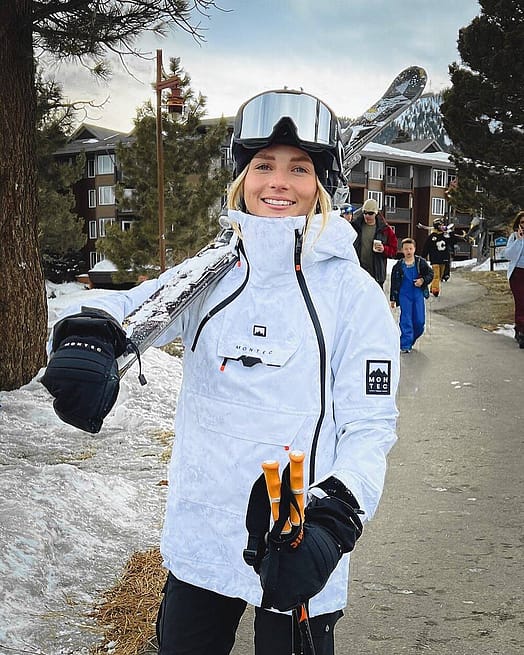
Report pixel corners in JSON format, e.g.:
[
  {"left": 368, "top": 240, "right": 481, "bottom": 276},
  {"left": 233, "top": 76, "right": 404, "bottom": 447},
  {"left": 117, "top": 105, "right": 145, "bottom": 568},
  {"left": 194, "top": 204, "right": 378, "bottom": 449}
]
[
  {"left": 341, "top": 66, "right": 427, "bottom": 172},
  {"left": 117, "top": 67, "right": 427, "bottom": 378},
  {"left": 117, "top": 227, "right": 239, "bottom": 377}
]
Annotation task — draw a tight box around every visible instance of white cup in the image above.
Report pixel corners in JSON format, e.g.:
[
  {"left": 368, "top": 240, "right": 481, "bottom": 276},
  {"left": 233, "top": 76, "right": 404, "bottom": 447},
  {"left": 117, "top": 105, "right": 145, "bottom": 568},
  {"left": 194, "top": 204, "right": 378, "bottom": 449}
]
[{"left": 373, "top": 239, "right": 382, "bottom": 252}]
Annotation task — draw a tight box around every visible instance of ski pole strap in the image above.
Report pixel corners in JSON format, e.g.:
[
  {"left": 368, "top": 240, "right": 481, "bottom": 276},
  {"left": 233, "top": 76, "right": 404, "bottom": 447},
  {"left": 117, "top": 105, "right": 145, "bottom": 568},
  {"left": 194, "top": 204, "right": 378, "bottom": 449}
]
[{"left": 243, "top": 472, "right": 270, "bottom": 571}]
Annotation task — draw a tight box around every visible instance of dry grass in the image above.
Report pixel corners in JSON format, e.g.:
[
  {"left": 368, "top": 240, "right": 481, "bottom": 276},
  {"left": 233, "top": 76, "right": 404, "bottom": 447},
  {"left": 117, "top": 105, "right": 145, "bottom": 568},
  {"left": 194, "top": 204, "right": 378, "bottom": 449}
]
[
  {"left": 438, "top": 268, "right": 514, "bottom": 331},
  {"left": 92, "top": 548, "right": 165, "bottom": 655}
]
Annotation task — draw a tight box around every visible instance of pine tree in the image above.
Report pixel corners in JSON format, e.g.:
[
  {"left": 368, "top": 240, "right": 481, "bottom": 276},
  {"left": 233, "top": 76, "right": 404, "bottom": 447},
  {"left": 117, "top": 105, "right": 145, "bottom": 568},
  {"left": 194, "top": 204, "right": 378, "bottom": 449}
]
[
  {"left": 440, "top": 0, "right": 524, "bottom": 226},
  {"left": 36, "top": 74, "right": 87, "bottom": 282},
  {"left": 0, "top": 0, "right": 220, "bottom": 391},
  {"left": 99, "top": 58, "right": 230, "bottom": 280}
]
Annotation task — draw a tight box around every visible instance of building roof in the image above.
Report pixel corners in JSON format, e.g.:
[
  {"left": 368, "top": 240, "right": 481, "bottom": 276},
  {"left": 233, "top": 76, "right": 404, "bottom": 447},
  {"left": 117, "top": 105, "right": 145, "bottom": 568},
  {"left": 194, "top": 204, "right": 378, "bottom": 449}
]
[
  {"left": 388, "top": 138, "right": 444, "bottom": 153},
  {"left": 361, "top": 141, "right": 453, "bottom": 168},
  {"left": 54, "top": 123, "right": 135, "bottom": 157}
]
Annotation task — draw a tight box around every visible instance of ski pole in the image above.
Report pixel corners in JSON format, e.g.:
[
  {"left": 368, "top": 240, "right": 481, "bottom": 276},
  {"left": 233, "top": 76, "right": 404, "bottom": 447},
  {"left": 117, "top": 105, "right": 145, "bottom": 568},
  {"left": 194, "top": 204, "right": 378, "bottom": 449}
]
[
  {"left": 288, "top": 451, "right": 316, "bottom": 655},
  {"left": 292, "top": 604, "right": 316, "bottom": 655},
  {"left": 289, "top": 450, "right": 305, "bottom": 527},
  {"left": 261, "top": 460, "right": 292, "bottom": 535}
]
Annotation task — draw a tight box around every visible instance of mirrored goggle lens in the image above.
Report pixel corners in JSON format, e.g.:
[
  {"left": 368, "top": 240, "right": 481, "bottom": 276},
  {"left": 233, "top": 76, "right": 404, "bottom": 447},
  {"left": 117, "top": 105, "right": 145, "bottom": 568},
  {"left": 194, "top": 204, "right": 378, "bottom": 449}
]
[{"left": 236, "top": 91, "right": 335, "bottom": 146}]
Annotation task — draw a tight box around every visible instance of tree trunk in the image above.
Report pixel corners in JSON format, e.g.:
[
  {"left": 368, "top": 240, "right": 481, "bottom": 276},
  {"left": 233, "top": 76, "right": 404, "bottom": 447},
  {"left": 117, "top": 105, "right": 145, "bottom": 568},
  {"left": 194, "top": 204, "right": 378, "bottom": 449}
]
[{"left": 0, "top": 0, "right": 47, "bottom": 390}]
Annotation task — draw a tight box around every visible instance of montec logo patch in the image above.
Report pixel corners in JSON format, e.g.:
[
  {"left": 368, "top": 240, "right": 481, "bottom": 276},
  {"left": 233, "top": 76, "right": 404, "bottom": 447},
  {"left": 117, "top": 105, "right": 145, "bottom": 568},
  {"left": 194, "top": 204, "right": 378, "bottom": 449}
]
[{"left": 366, "top": 360, "right": 391, "bottom": 395}]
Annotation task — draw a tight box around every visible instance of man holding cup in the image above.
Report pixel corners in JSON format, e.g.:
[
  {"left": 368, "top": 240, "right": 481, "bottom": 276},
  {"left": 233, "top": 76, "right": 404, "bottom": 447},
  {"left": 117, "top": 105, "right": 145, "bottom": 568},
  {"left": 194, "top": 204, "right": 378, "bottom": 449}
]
[{"left": 351, "top": 198, "right": 398, "bottom": 288}]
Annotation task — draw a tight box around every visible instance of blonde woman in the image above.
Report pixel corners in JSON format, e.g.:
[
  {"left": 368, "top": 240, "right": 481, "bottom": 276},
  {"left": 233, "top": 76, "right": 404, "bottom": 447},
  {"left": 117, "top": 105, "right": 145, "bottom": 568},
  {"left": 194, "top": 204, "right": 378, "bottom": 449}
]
[{"left": 43, "top": 90, "right": 400, "bottom": 655}]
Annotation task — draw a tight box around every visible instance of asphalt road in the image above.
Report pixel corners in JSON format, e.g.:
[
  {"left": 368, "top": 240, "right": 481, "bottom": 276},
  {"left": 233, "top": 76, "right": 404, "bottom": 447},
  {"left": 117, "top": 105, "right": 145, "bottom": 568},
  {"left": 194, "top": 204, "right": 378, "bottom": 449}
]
[{"left": 231, "top": 275, "right": 524, "bottom": 655}]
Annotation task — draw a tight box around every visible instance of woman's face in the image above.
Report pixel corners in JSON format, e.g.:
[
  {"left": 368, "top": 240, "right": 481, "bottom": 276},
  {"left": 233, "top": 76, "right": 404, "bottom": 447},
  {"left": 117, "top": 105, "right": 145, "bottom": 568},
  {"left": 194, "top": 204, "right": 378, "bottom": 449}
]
[{"left": 243, "top": 144, "right": 317, "bottom": 218}]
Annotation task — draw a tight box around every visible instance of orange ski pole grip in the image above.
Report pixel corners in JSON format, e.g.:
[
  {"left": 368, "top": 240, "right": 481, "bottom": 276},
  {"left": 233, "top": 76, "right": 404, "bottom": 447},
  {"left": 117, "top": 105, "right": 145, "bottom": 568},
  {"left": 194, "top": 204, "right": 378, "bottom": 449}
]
[
  {"left": 262, "top": 460, "right": 291, "bottom": 535},
  {"left": 289, "top": 450, "right": 305, "bottom": 527}
]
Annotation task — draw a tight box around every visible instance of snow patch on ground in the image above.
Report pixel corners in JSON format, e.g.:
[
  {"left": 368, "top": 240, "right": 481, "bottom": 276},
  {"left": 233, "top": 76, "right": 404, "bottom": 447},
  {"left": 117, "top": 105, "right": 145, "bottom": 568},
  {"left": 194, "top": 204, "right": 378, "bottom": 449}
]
[{"left": 1, "top": 288, "right": 181, "bottom": 652}]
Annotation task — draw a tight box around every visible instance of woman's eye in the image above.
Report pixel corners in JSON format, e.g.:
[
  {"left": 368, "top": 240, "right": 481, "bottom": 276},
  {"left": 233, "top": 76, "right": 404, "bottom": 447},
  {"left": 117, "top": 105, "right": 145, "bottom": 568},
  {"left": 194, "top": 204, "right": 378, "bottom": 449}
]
[
  {"left": 254, "top": 163, "right": 271, "bottom": 171},
  {"left": 292, "top": 166, "right": 309, "bottom": 174}
]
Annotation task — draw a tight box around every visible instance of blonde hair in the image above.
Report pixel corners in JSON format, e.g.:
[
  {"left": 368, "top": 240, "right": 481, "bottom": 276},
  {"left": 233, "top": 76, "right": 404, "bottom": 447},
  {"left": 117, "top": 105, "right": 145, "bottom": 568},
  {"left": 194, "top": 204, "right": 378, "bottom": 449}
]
[{"left": 226, "top": 162, "right": 333, "bottom": 236}]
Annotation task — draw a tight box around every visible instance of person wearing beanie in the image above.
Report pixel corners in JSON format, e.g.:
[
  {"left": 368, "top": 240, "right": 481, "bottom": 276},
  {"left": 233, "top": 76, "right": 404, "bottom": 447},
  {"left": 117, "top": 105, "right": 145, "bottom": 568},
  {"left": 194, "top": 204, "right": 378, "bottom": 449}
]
[
  {"left": 43, "top": 89, "right": 399, "bottom": 655},
  {"left": 351, "top": 198, "right": 398, "bottom": 287}
]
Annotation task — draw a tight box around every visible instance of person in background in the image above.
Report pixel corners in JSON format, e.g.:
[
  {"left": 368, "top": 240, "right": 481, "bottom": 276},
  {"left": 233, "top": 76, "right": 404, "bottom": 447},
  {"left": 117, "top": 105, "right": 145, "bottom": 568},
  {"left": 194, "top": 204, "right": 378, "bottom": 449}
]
[
  {"left": 502, "top": 210, "right": 524, "bottom": 348},
  {"left": 351, "top": 198, "right": 398, "bottom": 288},
  {"left": 339, "top": 203, "right": 353, "bottom": 222},
  {"left": 421, "top": 219, "right": 455, "bottom": 296},
  {"left": 390, "top": 237, "right": 433, "bottom": 353},
  {"left": 41, "top": 89, "right": 400, "bottom": 655}
]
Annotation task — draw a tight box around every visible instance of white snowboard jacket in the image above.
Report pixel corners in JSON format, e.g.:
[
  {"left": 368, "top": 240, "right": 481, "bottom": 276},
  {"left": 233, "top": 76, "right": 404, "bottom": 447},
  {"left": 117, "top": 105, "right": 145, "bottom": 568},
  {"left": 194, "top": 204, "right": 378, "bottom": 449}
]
[{"left": 54, "top": 210, "right": 400, "bottom": 616}]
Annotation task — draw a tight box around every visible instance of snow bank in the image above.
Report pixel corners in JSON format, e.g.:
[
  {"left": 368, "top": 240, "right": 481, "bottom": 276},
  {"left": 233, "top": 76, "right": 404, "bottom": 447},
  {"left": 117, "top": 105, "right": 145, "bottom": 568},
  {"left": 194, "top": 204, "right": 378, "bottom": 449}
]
[{"left": 0, "top": 293, "right": 182, "bottom": 653}]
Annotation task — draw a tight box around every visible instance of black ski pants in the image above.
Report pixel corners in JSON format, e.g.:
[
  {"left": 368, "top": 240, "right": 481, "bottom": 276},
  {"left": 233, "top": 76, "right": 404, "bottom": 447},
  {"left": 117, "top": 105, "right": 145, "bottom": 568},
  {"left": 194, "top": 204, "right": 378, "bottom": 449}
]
[{"left": 156, "top": 572, "right": 343, "bottom": 655}]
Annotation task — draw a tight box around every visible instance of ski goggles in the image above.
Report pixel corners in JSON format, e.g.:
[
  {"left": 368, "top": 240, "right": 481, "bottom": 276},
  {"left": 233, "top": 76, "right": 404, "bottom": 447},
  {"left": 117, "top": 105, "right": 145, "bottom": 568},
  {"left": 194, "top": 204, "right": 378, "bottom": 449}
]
[{"left": 233, "top": 90, "right": 339, "bottom": 151}]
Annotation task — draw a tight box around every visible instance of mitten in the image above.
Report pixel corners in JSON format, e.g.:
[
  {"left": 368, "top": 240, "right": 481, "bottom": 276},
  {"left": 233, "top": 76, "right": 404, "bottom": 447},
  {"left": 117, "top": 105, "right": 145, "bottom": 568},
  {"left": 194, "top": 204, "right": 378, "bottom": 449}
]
[
  {"left": 246, "top": 470, "right": 363, "bottom": 612},
  {"left": 41, "top": 307, "right": 131, "bottom": 433}
]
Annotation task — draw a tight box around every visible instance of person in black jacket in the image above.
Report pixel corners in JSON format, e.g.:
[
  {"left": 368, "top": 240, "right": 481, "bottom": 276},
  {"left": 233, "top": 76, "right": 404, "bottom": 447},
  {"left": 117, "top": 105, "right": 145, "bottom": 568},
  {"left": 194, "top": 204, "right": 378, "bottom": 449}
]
[
  {"left": 390, "top": 238, "right": 434, "bottom": 353},
  {"left": 421, "top": 219, "right": 455, "bottom": 296}
]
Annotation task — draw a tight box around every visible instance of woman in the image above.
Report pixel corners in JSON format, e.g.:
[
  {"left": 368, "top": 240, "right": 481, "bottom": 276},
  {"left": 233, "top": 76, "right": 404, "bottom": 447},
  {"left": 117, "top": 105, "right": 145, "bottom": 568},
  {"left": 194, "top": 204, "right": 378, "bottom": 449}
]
[
  {"left": 503, "top": 210, "right": 524, "bottom": 348},
  {"left": 43, "top": 90, "right": 400, "bottom": 654}
]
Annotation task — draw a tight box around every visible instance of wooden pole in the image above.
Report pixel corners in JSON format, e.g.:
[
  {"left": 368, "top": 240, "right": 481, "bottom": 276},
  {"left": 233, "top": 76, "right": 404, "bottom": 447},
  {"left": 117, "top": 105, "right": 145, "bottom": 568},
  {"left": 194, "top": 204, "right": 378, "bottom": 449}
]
[{"left": 156, "top": 49, "right": 166, "bottom": 273}]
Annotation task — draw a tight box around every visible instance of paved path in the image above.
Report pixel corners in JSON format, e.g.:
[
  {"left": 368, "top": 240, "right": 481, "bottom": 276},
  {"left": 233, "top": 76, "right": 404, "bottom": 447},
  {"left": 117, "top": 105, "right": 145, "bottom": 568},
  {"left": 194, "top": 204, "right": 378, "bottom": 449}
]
[{"left": 232, "top": 274, "right": 524, "bottom": 654}]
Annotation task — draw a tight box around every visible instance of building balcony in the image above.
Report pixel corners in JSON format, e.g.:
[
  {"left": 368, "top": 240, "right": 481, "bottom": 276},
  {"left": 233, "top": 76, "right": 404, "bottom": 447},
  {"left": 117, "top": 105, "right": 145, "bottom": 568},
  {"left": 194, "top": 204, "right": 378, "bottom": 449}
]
[
  {"left": 385, "top": 207, "right": 411, "bottom": 223},
  {"left": 348, "top": 170, "right": 366, "bottom": 185},
  {"left": 385, "top": 175, "right": 412, "bottom": 191}
]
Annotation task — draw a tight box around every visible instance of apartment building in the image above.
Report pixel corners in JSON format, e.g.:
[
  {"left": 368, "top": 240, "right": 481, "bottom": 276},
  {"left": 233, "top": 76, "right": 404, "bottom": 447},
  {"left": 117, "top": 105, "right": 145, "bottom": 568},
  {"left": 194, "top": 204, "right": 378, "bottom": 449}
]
[
  {"left": 55, "top": 122, "right": 470, "bottom": 276},
  {"left": 53, "top": 124, "right": 135, "bottom": 273},
  {"left": 350, "top": 140, "right": 470, "bottom": 256}
]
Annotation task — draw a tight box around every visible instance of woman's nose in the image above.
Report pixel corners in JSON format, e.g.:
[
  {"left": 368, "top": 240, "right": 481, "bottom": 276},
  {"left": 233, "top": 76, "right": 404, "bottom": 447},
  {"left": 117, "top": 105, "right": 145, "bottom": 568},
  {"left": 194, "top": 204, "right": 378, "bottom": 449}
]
[{"left": 268, "top": 169, "right": 289, "bottom": 188}]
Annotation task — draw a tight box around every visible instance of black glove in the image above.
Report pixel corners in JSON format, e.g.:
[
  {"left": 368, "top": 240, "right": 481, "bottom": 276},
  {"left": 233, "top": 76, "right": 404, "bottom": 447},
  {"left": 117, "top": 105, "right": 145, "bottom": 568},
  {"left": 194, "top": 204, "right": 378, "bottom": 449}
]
[
  {"left": 41, "top": 307, "right": 130, "bottom": 434},
  {"left": 245, "top": 472, "right": 363, "bottom": 612}
]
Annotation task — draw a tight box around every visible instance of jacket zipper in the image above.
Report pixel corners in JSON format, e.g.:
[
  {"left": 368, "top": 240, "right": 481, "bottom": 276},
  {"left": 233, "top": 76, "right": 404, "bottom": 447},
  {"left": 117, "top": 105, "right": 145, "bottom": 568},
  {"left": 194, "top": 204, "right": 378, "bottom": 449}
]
[
  {"left": 294, "top": 229, "right": 327, "bottom": 483},
  {"left": 190, "top": 239, "right": 250, "bottom": 352}
]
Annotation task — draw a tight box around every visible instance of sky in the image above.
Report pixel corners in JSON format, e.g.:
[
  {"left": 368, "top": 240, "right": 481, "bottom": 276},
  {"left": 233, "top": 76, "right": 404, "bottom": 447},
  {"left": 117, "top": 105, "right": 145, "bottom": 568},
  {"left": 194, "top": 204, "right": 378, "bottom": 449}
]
[
  {"left": 47, "top": 0, "right": 481, "bottom": 133},
  {"left": 0, "top": 258, "right": 512, "bottom": 652}
]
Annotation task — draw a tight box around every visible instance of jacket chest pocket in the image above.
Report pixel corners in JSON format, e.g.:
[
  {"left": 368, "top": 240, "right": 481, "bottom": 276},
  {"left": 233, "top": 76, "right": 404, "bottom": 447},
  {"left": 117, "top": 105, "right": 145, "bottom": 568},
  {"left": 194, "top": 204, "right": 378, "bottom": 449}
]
[{"left": 216, "top": 294, "right": 305, "bottom": 368}]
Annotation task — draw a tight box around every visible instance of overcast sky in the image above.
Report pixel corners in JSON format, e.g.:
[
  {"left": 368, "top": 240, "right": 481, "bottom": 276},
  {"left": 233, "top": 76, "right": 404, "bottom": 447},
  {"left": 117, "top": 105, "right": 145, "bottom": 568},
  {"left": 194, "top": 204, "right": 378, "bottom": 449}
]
[{"left": 49, "top": 0, "right": 481, "bottom": 132}]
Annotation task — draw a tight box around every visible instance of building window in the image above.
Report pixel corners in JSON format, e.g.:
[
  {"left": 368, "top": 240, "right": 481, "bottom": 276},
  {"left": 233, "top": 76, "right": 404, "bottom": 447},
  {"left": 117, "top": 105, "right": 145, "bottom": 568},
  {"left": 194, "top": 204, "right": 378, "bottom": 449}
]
[
  {"left": 385, "top": 195, "right": 396, "bottom": 212},
  {"left": 97, "top": 154, "right": 114, "bottom": 175},
  {"left": 119, "top": 188, "right": 135, "bottom": 212},
  {"left": 386, "top": 166, "right": 397, "bottom": 178},
  {"left": 89, "top": 251, "right": 105, "bottom": 269},
  {"left": 432, "top": 169, "right": 447, "bottom": 187},
  {"left": 89, "top": 221, "right": 97, "bottom": 239},
  {"left": 87, "top": 159, "right": 95, "bottom": 178},
  {"left": 98, "top": 218, "right": 114, "bottom": 237},
  {"left": 88, "top": 189, "right": 96, "bottom": 208},
  {"left": 367, "top": 190, "right": 383, "bottom": 208},
  {"left": 98, "top": 185, "right": 115, "bottom": 205},
  {"left": 432, "top": 197, "right": 446, "bottom": 216},
  {"left": 121, "top": 220, "right": 133, "bottom": 231},
  {"left": 368, "top": 160, "right": 384, "bottom": 180}
]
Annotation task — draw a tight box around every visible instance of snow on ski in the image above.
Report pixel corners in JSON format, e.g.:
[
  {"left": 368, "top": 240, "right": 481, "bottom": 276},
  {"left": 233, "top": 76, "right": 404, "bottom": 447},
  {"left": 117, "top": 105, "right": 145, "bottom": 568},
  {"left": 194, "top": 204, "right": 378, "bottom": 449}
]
[
  {"left": 341, "top": 66, "right": 427, "bottom": 172},
  {"left": 117, "top": 228, "right": 239, "bottom": 377},
  {"left": 117, "top": 66, "right": 427, "bottom": 378}
]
